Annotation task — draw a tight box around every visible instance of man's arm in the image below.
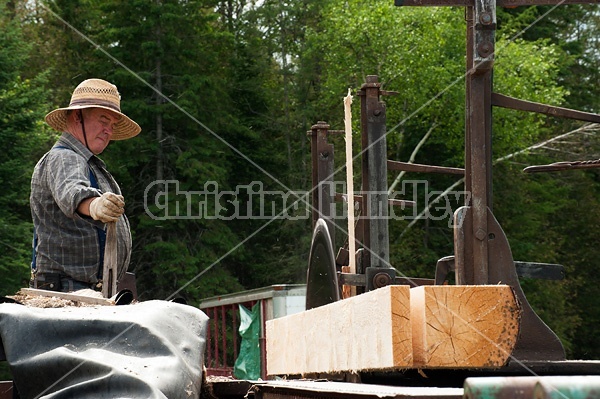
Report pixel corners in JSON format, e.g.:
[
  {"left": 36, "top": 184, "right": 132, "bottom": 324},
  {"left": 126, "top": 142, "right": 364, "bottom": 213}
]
[
  {"left": 77, "top": 197, "right": 95, "bottom": 217},
  {"left": 79, "top": 193, "right": 125, "bottom": 223}
]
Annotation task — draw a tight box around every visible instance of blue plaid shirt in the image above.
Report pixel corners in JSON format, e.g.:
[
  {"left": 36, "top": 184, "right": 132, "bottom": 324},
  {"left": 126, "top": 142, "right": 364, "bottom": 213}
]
[{"left": 30, "top": 133, "right": 132, "bottom": 284}]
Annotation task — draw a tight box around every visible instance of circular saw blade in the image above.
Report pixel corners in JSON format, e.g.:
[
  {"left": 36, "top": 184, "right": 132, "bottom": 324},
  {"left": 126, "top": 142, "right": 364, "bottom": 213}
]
[{"left": 305, "top": 218, "right": 340, "bottom": 310}]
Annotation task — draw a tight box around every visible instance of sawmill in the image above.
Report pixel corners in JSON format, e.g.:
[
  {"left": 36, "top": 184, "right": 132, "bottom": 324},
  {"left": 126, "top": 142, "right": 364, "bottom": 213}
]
[
  {"left": 201, "top": 0, "right": 600, "bottom": 397},
  {"left": 1, "top": 0, "right": 600, "bottom": 398}
]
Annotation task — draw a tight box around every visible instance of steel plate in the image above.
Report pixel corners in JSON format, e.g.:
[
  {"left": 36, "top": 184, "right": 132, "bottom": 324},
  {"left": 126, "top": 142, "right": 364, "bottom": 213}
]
[{"left": 305, "top": 219, "right": 340, "bottom": 310}]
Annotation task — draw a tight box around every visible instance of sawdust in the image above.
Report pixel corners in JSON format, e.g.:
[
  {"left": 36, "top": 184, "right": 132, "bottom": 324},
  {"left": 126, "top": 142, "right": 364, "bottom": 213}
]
[{"left": 8, "top": 290, "right": 104, "bottom": 308}]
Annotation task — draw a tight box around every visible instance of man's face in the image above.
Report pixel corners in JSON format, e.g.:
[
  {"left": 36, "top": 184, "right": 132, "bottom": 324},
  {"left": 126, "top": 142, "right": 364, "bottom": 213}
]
[{"left": 75, "top": 108, "right": 121, "bottom": 154}]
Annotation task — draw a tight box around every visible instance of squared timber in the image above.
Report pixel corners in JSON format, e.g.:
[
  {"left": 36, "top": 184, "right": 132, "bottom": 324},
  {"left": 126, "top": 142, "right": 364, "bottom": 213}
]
[{"left": 266, "top": 285, "right": 412, "bottom": 376}]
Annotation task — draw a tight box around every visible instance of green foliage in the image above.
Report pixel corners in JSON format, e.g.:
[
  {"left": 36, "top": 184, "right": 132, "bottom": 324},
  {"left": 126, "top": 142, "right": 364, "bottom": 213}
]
[
  {"left": 306, "top": 4, "right": 466, "bottom": 140},
  {"left": 493, "top": 39, "right": 567, "bottom": 154},
  {"left": 0, "top": 4, "right": 52, "bottom": 296}
]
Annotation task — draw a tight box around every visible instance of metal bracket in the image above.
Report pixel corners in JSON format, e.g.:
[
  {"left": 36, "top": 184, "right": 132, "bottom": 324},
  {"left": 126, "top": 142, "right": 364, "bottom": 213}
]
[
  {"left": 473, "top": 0, "right": 496, "bottom": 71},
  {"left": 365, "top": 267, "right": 396, "bottom": 291}
]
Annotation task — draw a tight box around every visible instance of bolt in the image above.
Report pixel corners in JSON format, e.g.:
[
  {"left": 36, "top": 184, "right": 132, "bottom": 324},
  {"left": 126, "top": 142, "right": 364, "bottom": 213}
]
[
  {"left": 479, "top": 12, "right": 492, "bottom": 25},
  {"left": 477, "top": 41, "right": 494, "bottom": 58},
  {"left": 373, "top": 272, "right": 392, "bottom": 288},
  {"left": 475, "top": 228, "right": 487, "bottom": 241}
]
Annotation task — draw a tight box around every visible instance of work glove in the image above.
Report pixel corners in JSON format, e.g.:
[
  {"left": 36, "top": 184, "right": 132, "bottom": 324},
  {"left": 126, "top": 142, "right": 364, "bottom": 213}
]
[{"left": 89, "top": 192, "right": 125, "bottom": 223}]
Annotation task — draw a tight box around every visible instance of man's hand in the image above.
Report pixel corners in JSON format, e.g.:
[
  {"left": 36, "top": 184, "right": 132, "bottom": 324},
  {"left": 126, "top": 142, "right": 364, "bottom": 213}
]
[{"left": 89, "top": 192, "right": 125, "bottom": 223}]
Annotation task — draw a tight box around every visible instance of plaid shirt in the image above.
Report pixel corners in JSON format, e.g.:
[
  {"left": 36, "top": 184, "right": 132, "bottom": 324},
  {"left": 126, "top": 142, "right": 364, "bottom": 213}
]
[{"left": 30, "top": 133, "right": 132, "bottom": 284}]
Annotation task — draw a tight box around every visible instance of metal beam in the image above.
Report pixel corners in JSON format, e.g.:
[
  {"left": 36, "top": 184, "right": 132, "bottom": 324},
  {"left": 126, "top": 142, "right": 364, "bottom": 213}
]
[
  {"left": 395, "top": 0, "right": 598, "bottom": 6},
  {"left": 308, "top": 122, "right": 338, "bottom": 245},
  {"left": 492, "top": 93, "right": 600, "bottom": 123},
  {"left": 334, "top": 192, "right": 416, "bottom": 208},
  {"left": 387, "top": 160, "right": 465, "bottom": 175},
  {"left": 524, "top": 159, "right": 600, "bottom": 173}
]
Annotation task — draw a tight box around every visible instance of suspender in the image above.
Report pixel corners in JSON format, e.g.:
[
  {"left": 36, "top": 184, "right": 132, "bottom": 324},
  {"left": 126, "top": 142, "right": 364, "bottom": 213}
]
[{"left": 31, "top": 146, "right": 107, "bottom": 278}]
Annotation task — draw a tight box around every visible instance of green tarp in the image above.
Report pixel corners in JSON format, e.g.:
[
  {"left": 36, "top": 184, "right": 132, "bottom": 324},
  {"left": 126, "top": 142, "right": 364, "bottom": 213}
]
[{"left": 233, "top": 302, "right": 261, "bottom": 380}]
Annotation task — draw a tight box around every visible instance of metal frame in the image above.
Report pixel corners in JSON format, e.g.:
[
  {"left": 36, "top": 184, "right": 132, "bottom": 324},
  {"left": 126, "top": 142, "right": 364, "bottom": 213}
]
[
  {"left": 398, "top": 0, "right": 599, "bottom": 362},
  {"left": 307, "top": 0, "right": 600, "bottom": 364}
]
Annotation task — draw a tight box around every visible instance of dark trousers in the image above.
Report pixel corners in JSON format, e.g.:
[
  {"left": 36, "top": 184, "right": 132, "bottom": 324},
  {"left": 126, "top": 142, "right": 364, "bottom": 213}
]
[{"left": 30, "top": 273, "right": 98, "bottom": 293}]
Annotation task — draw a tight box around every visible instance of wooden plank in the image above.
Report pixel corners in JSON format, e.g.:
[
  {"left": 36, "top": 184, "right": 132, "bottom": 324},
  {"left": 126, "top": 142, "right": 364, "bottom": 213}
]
[
  {"left": 266, "top": 285, "right": 412, "bottom": 376},
  {"left": 102, "top": 222, "right": 118, "bottom": 298},
  {"left": 19, "top": 288, "right": 114, "bottom": 306},
  {"left": 411, "top": 285, "right": 520, "bottom": 368},
  {"left": 250, "top": 380, "right": 463, "bottom": 399}
]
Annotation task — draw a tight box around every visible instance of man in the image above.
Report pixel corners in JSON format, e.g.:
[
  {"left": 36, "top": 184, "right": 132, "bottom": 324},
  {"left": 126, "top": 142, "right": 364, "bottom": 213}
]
[{"left": 30, "top": 78, "right": 141, "bottom": 293}]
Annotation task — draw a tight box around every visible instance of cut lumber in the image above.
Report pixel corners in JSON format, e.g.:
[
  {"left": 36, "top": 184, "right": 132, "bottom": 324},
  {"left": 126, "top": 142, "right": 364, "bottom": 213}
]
[
  {"left": 266, "top": 284, "right": 521, "bottom": 375},
  {"left": 266, "top": 285, "right": 412, "bottom": 376},
  {"left": 411, "top": 285, "right": 520, "bottom": 368}
]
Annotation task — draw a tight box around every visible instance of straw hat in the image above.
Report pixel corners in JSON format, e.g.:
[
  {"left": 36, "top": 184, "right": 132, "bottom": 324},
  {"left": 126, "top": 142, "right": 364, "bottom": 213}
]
[{"left": 45, "top": 78, "right": 141, "bottom": 140}]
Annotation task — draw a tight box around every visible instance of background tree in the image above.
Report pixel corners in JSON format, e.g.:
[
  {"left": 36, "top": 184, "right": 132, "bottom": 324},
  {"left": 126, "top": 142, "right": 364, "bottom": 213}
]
[
  {"left": 0, "top": 2, "right": 53, "bottom": 379},
  {"left": 0, "top": 1, "right": 52, "bottom": 295}
]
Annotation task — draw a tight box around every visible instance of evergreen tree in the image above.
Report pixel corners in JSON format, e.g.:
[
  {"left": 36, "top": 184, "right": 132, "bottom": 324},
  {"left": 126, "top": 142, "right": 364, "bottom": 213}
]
[
  {"left": 93, "top": 0, "right": 248, "bottom": 301},
  {"left": 0, "top": 2, "right": 52, "bottom": 295}
]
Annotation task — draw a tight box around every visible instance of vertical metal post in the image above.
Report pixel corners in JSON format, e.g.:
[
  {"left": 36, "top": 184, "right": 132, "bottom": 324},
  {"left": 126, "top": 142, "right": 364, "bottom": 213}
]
[
  {"left": 232, "top": 305, "right": 238, "bottom": 362},
  {"left": 360, "top": 90, "right": 371, "bottom": 272},
  {"left": 221, "top": 305, "right": 227, "bottom": 367},
  {"left": 359, "top": 76, "right": 393, "bottom": 291},
  {"left": 213, "top": 307, "right": 219, "bottom": 367},
  {"left": 464, "top": 1, "right": 495, "bottom": 285},
  {"left": 308, "top": 121, "right": 336, "bottom": 246},
  {"left": 206, "top": 311, "right": 212, "bottom": 367}
]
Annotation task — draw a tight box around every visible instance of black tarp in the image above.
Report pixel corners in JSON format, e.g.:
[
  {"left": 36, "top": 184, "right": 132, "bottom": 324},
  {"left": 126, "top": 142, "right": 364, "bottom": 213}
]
[{"left": 0, "top": 300, "right": 208, "bottom": 399}]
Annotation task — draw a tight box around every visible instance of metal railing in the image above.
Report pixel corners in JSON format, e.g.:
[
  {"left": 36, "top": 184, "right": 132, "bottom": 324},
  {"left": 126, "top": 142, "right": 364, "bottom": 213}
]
[
  {"left": 200, "top": 284, "right": 306, "bottom": 380},
  {"left": 203, "top": 300, "right": 263, "bottom": 378}
]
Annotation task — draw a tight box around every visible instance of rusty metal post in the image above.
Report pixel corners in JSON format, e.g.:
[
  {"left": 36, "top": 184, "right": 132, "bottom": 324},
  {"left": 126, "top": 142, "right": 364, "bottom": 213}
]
[
  {"left": 463, "top": 0, "right": 495, "bottom": 285},
  {"left": 221, "top": 305, "right": 227, "bottom": 367},
  {"left": 213, "top": 307, "right": 219, "bottom": 368},
  {"left": 232, "top": 305, "right": 238, "bottom": 362},
  {"left": 308, "top": 121, "right": 337, "bottom": 246},
  {"left": 359, "top": 76, "right": 393, "bottom": 291},
  {"left": 206, "top": 312, "right": 212, "bottom": 367}
]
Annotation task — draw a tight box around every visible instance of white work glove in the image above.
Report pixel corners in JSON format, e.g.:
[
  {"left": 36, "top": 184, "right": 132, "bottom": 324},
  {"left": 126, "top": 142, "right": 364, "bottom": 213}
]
[{"left": 89, "top": 192, "right": 125, "bottom": 223}]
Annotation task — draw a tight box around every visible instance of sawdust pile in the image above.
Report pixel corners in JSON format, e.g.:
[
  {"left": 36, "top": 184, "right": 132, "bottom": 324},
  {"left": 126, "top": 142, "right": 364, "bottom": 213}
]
[{"left": 8, "top": 289, "right": 108, "bottom": 308}]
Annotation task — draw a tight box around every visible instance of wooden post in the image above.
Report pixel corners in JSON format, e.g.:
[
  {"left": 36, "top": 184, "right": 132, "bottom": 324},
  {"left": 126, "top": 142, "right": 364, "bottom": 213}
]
[{"left": 344, "top": 89, "right": 357, "bottom": 298}]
